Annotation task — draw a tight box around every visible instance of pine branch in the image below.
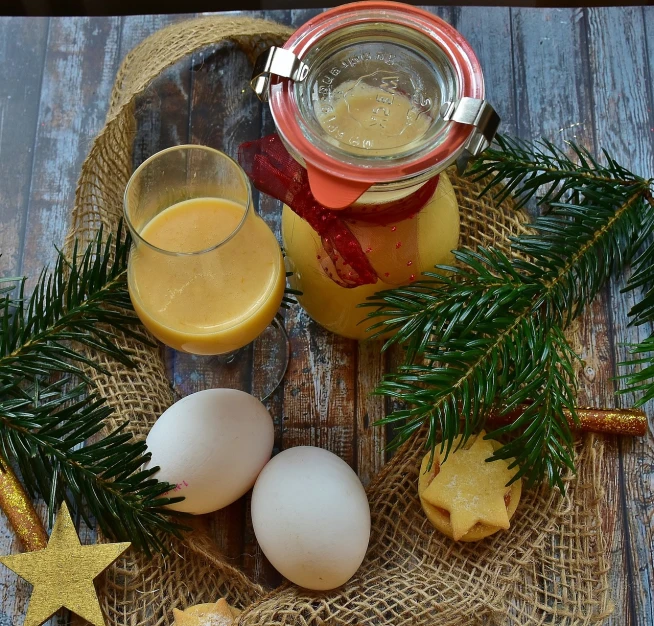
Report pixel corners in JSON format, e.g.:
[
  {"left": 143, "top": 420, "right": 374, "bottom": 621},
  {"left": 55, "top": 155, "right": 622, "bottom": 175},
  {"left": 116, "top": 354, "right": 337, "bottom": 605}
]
[
  {"left": 0, "top": 224, "right": 150, "bottom": 385},
  {"left": 617, "top": 190, "right": 654, "bottom": 407},
  {"left": 618, "top": 335, "right": 654, "bottom": 407},
  {"left": 469, "top": 135, "right": 647, "bottom": 209},
  {"left": 365, "top": 136, "right": 654, "bottom": 488},
  {"left": 0, "top": 379, "right": 188, "bottom": 554},
  {"left": 0, "top": 226, "right": 187, "bottom": 554}
]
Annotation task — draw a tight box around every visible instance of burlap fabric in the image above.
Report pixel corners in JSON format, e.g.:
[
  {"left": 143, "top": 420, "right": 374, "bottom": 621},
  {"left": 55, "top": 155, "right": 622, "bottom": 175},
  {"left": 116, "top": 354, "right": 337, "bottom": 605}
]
[{"left": 64, "top": 16, "right": 612, "bottom": 626}]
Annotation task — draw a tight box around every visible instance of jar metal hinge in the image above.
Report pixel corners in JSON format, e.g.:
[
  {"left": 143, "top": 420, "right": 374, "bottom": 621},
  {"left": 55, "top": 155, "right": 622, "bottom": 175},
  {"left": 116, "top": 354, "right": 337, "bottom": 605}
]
[
  {"left": 251, "top": 47, "right": 309, "bottom": 102},
  {"left": 440, "top": 98, "right": 500, "bottom": 171}
]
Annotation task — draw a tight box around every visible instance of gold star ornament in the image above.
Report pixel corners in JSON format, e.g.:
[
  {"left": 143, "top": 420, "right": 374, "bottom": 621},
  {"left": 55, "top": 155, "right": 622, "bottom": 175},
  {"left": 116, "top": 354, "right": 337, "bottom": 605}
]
[
  {"left": 418, "top": 431, "right": 522, "bottom": 541},
  {"left": 0, "top": 503, "right": 130, "bottom": 626}
]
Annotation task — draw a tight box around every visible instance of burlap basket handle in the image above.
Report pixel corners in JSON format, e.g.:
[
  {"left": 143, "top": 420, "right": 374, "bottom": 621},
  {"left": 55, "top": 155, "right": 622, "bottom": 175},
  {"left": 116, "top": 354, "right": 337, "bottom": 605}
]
[
  {"left": 65, "top": 16, "right": 293, "bottom": 253},
  {"left": 62, "top": 16, "right": 611, "bottom": 626}
]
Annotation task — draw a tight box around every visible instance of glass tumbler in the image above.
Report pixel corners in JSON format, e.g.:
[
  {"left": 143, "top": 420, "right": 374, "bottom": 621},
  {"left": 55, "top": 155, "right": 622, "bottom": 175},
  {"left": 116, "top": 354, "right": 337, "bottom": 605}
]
[{"left": 124, "top": 146, "right": 288, "bottom": 396}]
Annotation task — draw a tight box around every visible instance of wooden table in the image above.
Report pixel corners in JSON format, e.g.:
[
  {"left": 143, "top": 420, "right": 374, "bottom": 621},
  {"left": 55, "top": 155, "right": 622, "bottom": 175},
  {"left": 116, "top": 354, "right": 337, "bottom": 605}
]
[{"left": 0, "top": 7, "right": 652, "bottom": 625}]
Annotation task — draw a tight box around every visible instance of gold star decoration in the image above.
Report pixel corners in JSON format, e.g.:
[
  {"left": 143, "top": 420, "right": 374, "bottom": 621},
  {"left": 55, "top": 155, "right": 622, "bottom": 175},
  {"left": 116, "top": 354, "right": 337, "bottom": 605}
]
[
  {"left": 173, "top": 599, "right": 240, "bottom": 626},
  {"left": 0, "top": 502, "right": 130, "bottom": 626},
  {"left": 421, "top": 433, "right": 516, "bottom": 540}
]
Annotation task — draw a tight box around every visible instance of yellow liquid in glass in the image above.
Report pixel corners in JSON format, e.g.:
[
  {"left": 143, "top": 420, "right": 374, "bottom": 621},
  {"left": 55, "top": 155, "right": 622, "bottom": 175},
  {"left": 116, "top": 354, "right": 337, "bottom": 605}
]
[{"left": 129, "top": 198, "right": 285, "bottom": 354}]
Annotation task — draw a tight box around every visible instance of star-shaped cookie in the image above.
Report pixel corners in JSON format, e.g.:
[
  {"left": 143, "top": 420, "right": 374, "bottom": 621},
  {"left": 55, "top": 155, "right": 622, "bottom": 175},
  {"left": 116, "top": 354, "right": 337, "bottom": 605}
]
[
  {"left": 173, "top": 599, "right": 240, "bottom": 626},
  {"left": 420, "top": 432, "right": 519, "bottom": 540}
]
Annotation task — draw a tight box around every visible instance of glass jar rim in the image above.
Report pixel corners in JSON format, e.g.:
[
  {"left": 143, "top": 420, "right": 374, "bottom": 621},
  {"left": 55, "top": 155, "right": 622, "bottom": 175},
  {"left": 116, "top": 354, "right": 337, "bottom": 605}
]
[
  {"left": 269, "top": 1, "right": 485, "bottom": 187},
  {"left": 123, "top": 145, "right": 253, "bottom": 257}
]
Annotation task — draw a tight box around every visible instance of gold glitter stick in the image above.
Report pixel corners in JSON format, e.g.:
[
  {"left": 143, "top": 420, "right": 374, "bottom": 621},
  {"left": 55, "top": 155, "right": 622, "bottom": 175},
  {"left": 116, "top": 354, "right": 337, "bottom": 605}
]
[
  {"left": 572, "top": 407, "right": 648, "bottom": 436},
  {"left": 0, "top": 456, "right": 48, "bottom": 552},
  {"left": 486, "top": 406, "right": 648, "bottom": 437}
]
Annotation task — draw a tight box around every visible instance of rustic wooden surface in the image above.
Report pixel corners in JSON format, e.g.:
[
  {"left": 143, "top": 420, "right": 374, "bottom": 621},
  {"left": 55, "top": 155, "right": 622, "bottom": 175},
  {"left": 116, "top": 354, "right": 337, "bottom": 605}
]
[{"left": 0, "top": 7, "right": 652, "bottom": 625}]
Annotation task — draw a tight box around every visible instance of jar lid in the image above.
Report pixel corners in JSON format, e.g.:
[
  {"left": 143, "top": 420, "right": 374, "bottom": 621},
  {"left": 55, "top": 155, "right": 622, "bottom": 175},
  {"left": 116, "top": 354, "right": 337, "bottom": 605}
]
[{"left": 261, "top": 2, "right": 493, "bottom": 208}]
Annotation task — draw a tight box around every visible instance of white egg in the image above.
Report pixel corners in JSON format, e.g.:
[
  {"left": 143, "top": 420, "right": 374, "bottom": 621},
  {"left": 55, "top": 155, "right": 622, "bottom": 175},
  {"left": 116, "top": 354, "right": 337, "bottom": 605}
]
[
  {"left": 251, "top": 446, "right": 370, "bottom": 591},
  {"left": 145, "top": 388, "right": 274, "bottom": 514}
]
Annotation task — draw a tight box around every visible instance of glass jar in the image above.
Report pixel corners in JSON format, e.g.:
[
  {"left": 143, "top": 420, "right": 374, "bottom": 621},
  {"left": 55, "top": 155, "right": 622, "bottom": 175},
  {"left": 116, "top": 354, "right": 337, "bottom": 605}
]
[{"left": 250, "top": 1, "right": 499, "bottom": 340}]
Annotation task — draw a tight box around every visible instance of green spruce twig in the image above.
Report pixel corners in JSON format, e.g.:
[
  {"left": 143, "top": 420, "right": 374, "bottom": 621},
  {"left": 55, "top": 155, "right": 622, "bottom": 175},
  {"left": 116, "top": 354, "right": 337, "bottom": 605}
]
[
  {"left": 363, "top": 135, "right": 654, "bottom": 490},
  {"left": 618, "top": 336, "right": 654, "bottom": 407},
  {"left": 0, "top": 225, "right": 187, "bottom": 555},
  {"left": 618, "top": 191, "right": 654, "bottom": 407},
  {"left": 0, "top": 380, "right": 188, "bottom": 554},
  {"left": 0, "top": 224, "right": 148, "bottom": 384}
]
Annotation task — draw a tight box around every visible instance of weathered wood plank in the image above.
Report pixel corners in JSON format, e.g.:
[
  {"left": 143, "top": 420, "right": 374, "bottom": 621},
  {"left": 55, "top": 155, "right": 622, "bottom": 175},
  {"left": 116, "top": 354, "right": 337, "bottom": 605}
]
[
  {"left": 19, "top": 17, "right": 123, "bottom": 287},
  {"left": 123, "top": 14, "right": 268, "bottom": 590},
  {"left": 289, "top": 7, "right": 322, "bottom": 27},
  {"left": 355, "top": 7, "right": 460, "bottom": 481},
  {"left": 281, "top": 9, "right": 358, "bottom": 469},
  {"left": 512, "top": 8, "right": 592, "bottom": 142},
  {"left": 641, "top": 7, "right": 654, "bottom": 124},
  {"left": 120, "top": 11, "right": 285, "bottom": 585},
  {"left": 124, "top": 15, "right": 194, "bottom": 521},
  {"left": 123, "top": 21, "right": 197, "bottom": 569},
  {"left": 240, "top": 9, "right": 290, "bottom": 588},
  {"left": 426, "top": 6, "right": 460, "bottom": 33},
  {"left": 282, "top": 9, "right": 394, "bottom": 483},
  {"left": 17, "top": 17, "right": 124, "bottom": 526},
  {"left": 282, "top": 322, "right": 358, "bottom": 460},
  {"left": 0, "top": 17, "right": 48, "bottom": 276},
  {"left": 456, "top": 6, "right": 517, "bottom": 136},
  {"left": 183, "top": 25, "right": 269, "bottom": 573},
  {"left": 356, "top": 341, "right": 387, "bottom": 487},
  {"left": 587, "top": 8, "right": 654, "bottom": 180},
  {"left": 511, "top": 7, "right": 631, "bottom": 624},
  {"left": 1, "top": 16, "right": 123, "bottom": 626},
  {"left": 0, "top": 18, "right": 49, "bottom": 621},
  {"left": 587, "top": 7, "right": 654, "bottom": 625},
  {"left": 368, "top": 4, "right": 514, "bottom": 463},
  {"left": 121, "top": 14, "right": 193, "bottom": 168}
]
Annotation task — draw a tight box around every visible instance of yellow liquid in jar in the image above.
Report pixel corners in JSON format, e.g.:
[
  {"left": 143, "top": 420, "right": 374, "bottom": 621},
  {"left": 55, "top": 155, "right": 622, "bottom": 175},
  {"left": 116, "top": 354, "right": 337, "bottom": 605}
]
[
  {"left": 128, "top": 198, "right": 285, "bottom": 354},
  {"left": 282, "top": 174, "right": 459, "bottom": 340},
  {"left": 316, "top": 79, "right": 432, "bottom": 153},
  {"left": 285, "top": 81, "right": 459, "bottom": 340}
]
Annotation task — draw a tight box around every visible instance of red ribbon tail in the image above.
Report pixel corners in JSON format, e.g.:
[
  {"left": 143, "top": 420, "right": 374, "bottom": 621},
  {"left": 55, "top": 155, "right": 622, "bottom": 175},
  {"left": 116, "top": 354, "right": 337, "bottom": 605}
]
[{"left": 238, "top": 135, "right": 378, "bottom": 287}]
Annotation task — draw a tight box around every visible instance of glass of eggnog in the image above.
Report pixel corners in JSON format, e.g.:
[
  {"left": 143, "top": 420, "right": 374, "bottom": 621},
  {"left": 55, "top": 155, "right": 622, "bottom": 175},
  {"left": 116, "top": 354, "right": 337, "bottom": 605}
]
[{"left": 124, "top": 145, "right": 286, "bottom": 360}]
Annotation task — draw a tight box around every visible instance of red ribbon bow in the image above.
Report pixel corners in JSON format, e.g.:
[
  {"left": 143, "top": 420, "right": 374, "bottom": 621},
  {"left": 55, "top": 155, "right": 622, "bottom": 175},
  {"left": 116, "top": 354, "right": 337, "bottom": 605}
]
[{"left": 238, "top": 134, "right": 438, "bottom": 287}]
